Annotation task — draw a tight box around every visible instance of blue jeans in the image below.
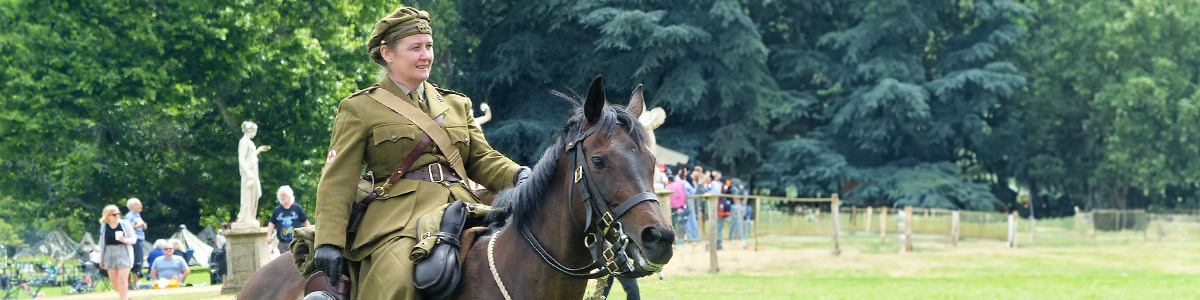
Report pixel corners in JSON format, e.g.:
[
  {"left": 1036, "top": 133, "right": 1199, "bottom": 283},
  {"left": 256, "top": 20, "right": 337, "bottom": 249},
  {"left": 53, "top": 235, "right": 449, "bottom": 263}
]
[
  {"left": 729, "top": 204, "right": 745, "bottom": 241},
  {"left": 717, "top": 215, "right": 731, "bottom": 249},
  {"left": 685, "top": 199, "right": 702, "bottom": 241}
]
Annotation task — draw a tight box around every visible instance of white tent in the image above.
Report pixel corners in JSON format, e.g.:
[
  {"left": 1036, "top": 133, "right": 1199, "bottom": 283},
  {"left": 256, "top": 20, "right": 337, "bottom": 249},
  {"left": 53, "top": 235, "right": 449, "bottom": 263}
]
[
  {"left": 77, "top": 232, "right": 97, "bottom": 261},
  {"left": 14, "top": 228, "right": 79, "bottom": 261},
  {"left": 169, "top": 226, "right": 214, "bottom": 267},
  {"left": 196, "top": 225, "right": 218, "bottom": 248}
]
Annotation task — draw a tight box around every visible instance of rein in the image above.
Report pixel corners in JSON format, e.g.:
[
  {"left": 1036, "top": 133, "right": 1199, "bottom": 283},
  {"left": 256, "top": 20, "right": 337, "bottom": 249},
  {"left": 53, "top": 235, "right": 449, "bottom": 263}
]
[{"left": 518, "top": 124, "right": 659, "bottom": 279}]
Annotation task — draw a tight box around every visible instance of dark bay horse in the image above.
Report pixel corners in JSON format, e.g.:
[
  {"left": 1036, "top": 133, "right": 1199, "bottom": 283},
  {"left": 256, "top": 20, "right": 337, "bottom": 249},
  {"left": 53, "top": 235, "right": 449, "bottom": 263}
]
[{"left": 237, "top": 75, "right": 674, "bottom": 299}]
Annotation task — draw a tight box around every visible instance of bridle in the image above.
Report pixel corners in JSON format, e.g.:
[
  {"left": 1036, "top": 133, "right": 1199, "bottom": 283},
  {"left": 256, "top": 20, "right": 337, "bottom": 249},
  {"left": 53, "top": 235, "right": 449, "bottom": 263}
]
[{"left": 518, "top": 122, "right": 660, "bottom": 279}]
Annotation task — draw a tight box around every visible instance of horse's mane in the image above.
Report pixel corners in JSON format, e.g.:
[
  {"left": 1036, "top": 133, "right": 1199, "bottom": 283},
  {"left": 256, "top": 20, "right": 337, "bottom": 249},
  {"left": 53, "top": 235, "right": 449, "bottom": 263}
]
[{"left": 487, "top": 95, "right": 649, "bottom": 230}]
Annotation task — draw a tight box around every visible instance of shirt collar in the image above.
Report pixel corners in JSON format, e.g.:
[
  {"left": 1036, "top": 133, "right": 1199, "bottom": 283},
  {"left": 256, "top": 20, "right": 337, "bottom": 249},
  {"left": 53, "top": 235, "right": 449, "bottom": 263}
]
[{"left": 391, "top": 76, "right": 426, "bottom": 104}]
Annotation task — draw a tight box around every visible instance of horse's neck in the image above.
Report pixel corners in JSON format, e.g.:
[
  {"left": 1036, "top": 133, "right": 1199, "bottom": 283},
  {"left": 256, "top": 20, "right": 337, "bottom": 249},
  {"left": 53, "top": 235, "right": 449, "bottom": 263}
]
[
  {"left": 495, "top": 223, "right": 590, "bottom": 298},
  {"left": 496, "top": 173, "right": 595, "bottom": 297},
  {"left": 526, "top": 178, "right": 594, "bottom": 269}
]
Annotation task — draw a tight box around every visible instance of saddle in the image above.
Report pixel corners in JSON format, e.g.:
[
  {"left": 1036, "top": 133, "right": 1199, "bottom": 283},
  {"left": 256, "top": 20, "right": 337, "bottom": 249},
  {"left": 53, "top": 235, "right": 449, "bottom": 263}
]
[{"left": 303, "top": 271, "right": 350, "bottom": 300}]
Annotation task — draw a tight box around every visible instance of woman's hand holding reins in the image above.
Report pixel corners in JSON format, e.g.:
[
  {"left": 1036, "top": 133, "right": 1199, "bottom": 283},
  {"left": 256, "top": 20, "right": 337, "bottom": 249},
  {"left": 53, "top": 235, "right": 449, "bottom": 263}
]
[{"left": 313, "top": 245, "right": 344, "bottom": 286}]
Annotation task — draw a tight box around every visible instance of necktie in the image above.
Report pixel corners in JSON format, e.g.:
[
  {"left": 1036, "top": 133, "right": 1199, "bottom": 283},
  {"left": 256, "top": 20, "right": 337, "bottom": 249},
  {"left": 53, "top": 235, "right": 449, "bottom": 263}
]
[{"left": 408, "top": 90, "right": 428, "bottom": 114}]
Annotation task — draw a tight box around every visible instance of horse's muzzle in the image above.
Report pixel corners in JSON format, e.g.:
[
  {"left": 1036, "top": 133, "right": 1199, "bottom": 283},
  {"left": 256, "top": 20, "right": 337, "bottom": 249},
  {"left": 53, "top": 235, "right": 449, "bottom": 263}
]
[{"left": 618, "top": 225, "right": 674, "bottom": 278}]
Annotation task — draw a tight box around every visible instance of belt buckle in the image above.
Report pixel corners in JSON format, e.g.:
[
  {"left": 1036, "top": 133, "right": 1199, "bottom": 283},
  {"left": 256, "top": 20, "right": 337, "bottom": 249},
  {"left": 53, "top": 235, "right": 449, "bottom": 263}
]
[{"left": 428, "top": 164, "right": 445, "bottom": 183}]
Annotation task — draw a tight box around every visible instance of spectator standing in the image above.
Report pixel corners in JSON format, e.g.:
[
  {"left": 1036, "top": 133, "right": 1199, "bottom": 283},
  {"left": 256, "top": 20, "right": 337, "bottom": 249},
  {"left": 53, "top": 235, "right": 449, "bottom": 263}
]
[
  {"left": 266, "top": 185, "right": 310, "bottom": 254},
  {"left": 98, "top": 205, "right": 136, "bottom": 300},
  {"left": 652, "top": 164, "right": 668, "bottom": 190},
  {"left": 602, "top": 276, "right": 641, "bottom": 300},
  {"left": 728, "top": 179, "right": 747, "bottom": 243},
  {"left": 686, "top": 168, "right": 700, "bottom": 242},
  {"left": 210, "top": 222, "right": 229, "bottom": 284},
  {"left": 710, "top": 172, "right": 728, "bottom": 250},
  {"left": 665, "top": 174, "right": 688, "bottom": 245},
  {"left": 149, "top": 242, "right": 189, "bottom": 284},
  {"left": 122, "top": 198, "right": 147, "bottom": 286}
]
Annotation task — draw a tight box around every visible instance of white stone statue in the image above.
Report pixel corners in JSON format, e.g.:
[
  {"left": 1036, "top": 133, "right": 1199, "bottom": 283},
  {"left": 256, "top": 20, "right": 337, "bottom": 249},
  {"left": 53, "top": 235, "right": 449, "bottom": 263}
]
[
  {"left": 638, "top": 105, "right": 667, "bottom": 152},
  {"left": 473, "top": 103, "right": 492, "bottom": 129},
  {"left": 238, "top": 121, "right": 270, "bottom": 223}
]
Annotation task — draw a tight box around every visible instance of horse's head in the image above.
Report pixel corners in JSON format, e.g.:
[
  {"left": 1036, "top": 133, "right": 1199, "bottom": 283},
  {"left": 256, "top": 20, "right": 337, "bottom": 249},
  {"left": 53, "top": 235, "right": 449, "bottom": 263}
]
[
  {"left": 570, "top": 75, "right": 674, "bottom": 276},
  {"left": 493, "top": 75, "right": 674, "bottom": 279}
]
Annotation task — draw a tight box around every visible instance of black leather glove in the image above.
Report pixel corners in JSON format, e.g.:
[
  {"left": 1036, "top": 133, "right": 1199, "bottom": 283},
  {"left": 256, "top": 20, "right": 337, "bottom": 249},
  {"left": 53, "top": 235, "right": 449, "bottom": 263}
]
[
  {"left": 513, "top": 166, "right": 532, "bottom": 186},
  {"left": 313, "top": 245, "right": 344, "bottom": 286}
]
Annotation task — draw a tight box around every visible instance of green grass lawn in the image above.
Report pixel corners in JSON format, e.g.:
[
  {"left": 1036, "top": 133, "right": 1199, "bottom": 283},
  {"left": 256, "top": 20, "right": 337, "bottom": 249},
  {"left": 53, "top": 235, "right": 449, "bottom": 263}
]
[
  {"left": 604, "top": 234, "right": 1200, "bottom": 300},
  {"left": 35, "top": 230, "right": 1200, "bottom": 300},
  {"left": 19, "top": 265, "right": 214, "bottom": 298}
]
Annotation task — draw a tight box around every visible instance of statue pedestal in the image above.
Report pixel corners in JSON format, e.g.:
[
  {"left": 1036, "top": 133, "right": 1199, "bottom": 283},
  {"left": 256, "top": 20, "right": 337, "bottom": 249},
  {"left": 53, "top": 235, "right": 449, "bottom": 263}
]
[{"left": 220, "top": 223, "right": 269, "bottom": 294}]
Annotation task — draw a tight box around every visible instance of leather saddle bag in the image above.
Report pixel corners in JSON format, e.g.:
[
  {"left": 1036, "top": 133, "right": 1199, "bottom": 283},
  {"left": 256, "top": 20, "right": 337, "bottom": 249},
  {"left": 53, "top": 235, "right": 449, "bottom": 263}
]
[{"left": 412, "top": 200, "right": 469, "bottom": 300}]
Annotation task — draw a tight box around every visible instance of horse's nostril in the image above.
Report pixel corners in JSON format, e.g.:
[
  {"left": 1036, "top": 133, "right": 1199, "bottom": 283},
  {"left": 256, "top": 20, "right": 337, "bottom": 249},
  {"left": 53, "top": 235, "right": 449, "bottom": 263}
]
[{"left": 641, "top": 226, "right": 675, "bottom": 245}]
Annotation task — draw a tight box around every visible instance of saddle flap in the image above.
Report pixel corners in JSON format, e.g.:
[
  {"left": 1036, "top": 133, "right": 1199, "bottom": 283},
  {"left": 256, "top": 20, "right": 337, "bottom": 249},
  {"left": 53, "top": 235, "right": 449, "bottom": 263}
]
[{"left": 303, "top": 271, "right": 350, "bottom": 300}]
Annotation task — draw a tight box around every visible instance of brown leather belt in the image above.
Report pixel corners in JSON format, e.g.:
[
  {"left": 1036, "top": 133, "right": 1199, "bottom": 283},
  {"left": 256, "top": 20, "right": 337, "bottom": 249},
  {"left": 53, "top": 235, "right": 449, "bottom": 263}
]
[{"left": 401, "top": 163, "right": 461, "bottom": 183}]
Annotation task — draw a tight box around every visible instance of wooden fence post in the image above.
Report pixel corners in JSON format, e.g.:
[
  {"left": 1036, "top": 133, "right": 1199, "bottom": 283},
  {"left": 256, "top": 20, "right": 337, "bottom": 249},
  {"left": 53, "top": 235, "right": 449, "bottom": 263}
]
[
  {"left": 880, "top": 206, "right": 888, "bottom": 242},
  {"left": 850, "top": 205, "right": 857, "bottom": 233},
  {"left": 951, "top": 210, "right": 960, "bottom": 247},
  {"left": 754, "top": 196, "right": 761, "bottom": 251},
  {"left": 864, "top": 206, "right": 873, "bottom": 234},
  {"left": 904, "top": 206, "right": 913, "bottom": 252},
  {"left": 1007, "top": 211, "right": 1018, "bottom": 248},
  {"left": 709, "top": 195, "right": 719, "bottom": 272},
  {"left": 831, "top": 194, "right": 841, "bottom": 256}
]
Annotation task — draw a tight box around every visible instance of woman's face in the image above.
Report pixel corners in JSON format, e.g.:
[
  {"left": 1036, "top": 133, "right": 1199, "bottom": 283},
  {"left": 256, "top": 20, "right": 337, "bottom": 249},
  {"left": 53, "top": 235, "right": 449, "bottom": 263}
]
[
  {"left": 106, "top": 211, "right": 121, "bottom": 222},
  {"left": 382, "top": 33, "right": 434, "bottom": 88}
]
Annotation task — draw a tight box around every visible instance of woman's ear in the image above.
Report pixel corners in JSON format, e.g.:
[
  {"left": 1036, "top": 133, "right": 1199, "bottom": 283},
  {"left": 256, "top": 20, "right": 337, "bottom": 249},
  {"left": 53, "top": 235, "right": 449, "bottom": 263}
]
[{"left": 379, "top": 46, "right": 391, "bottom": 63}]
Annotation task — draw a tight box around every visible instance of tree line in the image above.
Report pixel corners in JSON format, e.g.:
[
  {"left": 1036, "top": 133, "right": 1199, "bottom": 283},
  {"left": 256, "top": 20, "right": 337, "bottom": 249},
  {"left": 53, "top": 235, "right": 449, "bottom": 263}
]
[{"left": 3, "top": 0, "right": 1199, "bottom": 247}]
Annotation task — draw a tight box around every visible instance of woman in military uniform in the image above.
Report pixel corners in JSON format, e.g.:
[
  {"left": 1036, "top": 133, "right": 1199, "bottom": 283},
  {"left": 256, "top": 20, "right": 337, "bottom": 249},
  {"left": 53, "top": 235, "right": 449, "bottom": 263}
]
[{"left": 312, "top": 5, "right": 529, "bottom": 299}]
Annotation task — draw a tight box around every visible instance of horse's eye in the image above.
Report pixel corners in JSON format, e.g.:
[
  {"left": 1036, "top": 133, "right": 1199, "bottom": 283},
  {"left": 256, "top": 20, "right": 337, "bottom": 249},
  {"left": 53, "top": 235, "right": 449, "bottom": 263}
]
[{"left": 591, "top": 156, "right": 607, "bottom": 169}]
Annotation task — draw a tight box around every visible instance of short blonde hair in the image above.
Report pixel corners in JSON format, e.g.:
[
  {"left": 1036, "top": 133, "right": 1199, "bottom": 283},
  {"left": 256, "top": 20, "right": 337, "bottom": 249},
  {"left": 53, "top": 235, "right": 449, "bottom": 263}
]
[
  {"left": 99, "top": 205, "right": 121, "bottom": 224},
  {"left": 126, "top": 197, "right": 141, "bottom": 207},
  {"left": 277, "top": 185, "right": 294, "bottom": 204}
]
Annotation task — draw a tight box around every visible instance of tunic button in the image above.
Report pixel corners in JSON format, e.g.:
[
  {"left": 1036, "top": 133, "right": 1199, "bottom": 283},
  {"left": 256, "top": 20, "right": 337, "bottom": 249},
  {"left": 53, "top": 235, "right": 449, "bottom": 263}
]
[{"left": 392, "top": 135, "right": 398, "bottom": 140}]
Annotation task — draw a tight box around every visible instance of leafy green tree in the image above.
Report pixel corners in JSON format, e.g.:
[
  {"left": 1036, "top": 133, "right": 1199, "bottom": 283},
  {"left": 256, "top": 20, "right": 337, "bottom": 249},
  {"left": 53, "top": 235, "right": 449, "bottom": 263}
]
[
  {"left": 454, "top": 0, "right": 1028, "bottom": 210},
  {"left": 0, "top": 0, "right": 418, "bottom": 239},
  {"left": 754, "top": 1, "right": 1028, "bottom": 210},
  {"left": 1008, "top": 0, "right": 1200, "bottom": 212}
]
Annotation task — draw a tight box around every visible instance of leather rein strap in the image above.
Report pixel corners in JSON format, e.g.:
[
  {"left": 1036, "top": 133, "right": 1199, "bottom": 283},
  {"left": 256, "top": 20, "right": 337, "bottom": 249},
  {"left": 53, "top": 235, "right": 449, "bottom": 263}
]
[{"left": 519, "top": 124, "right": 659, "bottom": 279}]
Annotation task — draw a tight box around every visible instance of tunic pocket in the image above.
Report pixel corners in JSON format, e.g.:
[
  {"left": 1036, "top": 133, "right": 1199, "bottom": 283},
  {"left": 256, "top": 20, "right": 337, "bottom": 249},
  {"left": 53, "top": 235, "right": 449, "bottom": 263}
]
[
  {"left": 371, "top": 123, "right": 419, "bottom": 156},
  {"left": 445, "top": 125, "right": 471, "bottom": 150}
]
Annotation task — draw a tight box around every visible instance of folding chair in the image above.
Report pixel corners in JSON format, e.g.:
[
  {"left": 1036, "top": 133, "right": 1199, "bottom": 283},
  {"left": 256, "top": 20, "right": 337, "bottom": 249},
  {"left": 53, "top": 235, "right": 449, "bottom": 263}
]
[
  {"left": 0, "top": 274, "right": 19, "bottom": 300},
  {"left": 93, "top": 268, "right": 112, "bottom": 292}
]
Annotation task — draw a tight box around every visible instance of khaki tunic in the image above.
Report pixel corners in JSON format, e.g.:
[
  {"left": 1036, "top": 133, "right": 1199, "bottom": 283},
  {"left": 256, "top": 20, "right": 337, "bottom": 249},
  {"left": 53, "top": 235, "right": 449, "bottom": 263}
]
[{"left": 314, "top": 79, "right": 520, "bottom": 299}]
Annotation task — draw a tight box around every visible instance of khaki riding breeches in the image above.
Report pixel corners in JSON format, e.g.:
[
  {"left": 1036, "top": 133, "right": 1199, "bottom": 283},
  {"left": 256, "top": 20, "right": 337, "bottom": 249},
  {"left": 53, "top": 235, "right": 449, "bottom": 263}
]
[{"left": 350, "top": 236, "right": 419, "bottom": 300}]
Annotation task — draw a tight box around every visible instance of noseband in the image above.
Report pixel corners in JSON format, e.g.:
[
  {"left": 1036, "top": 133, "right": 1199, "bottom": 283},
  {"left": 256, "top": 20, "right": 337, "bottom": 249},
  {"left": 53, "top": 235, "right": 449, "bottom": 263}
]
[{"left": 519, "top": 123, "right": 659, "bottom": 279}]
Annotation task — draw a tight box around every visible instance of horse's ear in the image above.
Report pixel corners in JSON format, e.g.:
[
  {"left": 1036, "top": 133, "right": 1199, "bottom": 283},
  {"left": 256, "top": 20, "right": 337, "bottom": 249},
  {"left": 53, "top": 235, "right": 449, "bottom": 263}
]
[
  {"left": 584, "top": 75, "right": 606, "bottom": 125},
  {"left": 626, "top": 84, "right": 644, "bottom": 119}
]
